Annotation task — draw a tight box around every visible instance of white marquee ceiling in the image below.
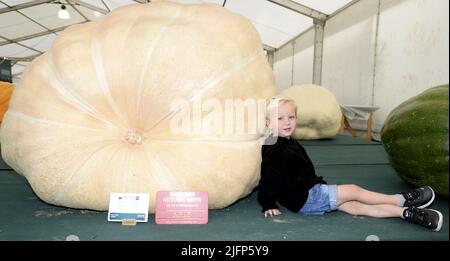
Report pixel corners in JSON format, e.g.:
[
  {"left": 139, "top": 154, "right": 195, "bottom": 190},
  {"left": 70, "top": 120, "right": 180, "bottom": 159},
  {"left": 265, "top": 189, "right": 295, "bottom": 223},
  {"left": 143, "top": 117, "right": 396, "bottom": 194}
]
[{"left": 0, "top": 0, "right": 355, "bottom": 82}]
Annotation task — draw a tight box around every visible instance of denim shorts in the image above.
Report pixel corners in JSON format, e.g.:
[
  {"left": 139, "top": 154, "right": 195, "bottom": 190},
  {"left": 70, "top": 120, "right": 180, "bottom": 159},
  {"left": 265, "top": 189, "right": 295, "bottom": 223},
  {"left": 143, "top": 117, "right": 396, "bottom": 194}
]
[{"left": 299, "top": 184, "right": 338, "bottom": 216}]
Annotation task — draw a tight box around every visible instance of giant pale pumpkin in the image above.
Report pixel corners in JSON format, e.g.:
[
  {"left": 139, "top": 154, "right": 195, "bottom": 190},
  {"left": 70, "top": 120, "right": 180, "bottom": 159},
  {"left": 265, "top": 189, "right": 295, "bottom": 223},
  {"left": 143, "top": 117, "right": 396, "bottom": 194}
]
[
  {"left": 281, "top": 84, "right": 342, "bottom": 139},
  {"left": 0, "top": 2, "right": 276, "bottom": 212}
]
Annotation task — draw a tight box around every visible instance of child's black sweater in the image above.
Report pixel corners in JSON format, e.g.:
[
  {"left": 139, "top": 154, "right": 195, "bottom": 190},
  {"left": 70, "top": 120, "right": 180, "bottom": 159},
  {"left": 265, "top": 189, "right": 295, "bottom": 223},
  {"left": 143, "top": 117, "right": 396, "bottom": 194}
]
[{"left": 257, "top": 136, "right": 326, "bottom": 212}]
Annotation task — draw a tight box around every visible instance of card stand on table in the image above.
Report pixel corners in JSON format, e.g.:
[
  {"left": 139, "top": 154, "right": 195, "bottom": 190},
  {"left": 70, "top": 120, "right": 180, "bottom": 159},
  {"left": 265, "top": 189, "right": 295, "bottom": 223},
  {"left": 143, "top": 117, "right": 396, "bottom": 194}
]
[{"left": 122, "top": 219, "right": 137, "bottom": 226}]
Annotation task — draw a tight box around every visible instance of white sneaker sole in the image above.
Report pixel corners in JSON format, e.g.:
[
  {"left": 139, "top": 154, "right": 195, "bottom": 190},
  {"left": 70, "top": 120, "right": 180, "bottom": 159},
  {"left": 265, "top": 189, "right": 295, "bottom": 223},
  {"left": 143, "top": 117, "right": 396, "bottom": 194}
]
[
  {"left": 418, "top": 186, "right": 435, "bottom": 209},
  {"left": 430, "top": 209, "right": 443, "bottom": 232}
]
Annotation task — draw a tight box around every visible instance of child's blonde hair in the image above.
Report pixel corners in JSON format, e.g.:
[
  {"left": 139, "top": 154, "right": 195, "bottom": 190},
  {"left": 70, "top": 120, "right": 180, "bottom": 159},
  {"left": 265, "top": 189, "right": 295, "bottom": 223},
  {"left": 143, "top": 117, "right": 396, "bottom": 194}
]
[
  {"left": 266, "top": 96, "right": 298, "bottom": 119},
  {"left": 263, "top": 96, "right": 297, "bottom": 137}
]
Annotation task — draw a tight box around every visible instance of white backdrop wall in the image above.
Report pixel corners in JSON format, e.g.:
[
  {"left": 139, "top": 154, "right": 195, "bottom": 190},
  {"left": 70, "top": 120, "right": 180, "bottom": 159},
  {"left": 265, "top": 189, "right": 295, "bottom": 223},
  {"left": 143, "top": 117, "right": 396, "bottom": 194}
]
[
  {"left": 273, "top": 42, "right": 295, "bottom": 89},
  {"left": 374, "top": 0, "right": 449, "bottom": 129},
  {"left": 293, "top": 30, "right": 314, "bottom": 85},
  {"left": 273, "top": 29, "right": 314, "bottom": 89},
  {"left": 321, "top": 0, "right": 378, "bottom": 106},
  {"left": 273, "top": 0, "right": 449, "bottom": 136}
]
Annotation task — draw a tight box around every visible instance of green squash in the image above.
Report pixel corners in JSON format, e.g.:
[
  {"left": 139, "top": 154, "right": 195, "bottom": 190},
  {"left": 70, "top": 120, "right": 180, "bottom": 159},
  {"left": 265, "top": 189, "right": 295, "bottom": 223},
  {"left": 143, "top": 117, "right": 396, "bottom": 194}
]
[{"left": 381, "top": 85, "right": 449, "bottom": 198}]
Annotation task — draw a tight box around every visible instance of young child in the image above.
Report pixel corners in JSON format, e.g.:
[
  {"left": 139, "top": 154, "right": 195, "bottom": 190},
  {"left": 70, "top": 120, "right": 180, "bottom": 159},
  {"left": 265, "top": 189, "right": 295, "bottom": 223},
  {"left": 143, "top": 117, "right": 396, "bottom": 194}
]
[{"left": 257, "top": 96, "right": 443, "bottom": 231}]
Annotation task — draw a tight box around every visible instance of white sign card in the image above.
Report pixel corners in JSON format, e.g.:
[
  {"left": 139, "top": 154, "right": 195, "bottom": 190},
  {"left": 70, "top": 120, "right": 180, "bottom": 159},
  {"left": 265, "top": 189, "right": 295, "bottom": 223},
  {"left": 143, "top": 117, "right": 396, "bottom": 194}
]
[{"left": 107, "top": 193, "right": 150, "bottom": 222}]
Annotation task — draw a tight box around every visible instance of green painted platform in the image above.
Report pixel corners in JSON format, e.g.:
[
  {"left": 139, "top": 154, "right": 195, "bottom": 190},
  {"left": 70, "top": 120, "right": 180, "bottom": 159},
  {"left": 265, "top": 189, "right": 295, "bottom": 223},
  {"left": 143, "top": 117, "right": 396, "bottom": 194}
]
[{"left": 0, "top": 135, "right": 448, "bottom": 241}]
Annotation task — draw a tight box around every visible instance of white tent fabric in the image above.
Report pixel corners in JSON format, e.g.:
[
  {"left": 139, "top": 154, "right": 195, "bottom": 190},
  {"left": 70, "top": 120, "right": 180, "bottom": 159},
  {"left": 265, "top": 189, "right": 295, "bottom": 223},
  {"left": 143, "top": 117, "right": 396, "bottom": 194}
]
[{"left": 0, "top": 0, "right": 354, "bottom": 82}]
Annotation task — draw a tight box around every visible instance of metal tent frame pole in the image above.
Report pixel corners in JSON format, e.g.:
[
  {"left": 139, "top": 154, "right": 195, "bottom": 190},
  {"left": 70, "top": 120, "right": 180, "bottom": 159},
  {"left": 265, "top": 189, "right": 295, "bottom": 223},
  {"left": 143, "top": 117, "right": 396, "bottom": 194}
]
[
  {"left": 312, "top": 19, "right": 325, "bottom": 85},
  {"left": 268, "top": 0, "right": 328, "bottom": 85}
]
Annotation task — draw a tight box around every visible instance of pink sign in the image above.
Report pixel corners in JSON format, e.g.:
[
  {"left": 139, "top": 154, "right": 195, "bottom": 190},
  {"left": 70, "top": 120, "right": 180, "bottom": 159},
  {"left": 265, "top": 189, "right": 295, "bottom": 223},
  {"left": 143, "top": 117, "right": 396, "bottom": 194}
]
[{"left": 155, "top": 191, "right": 208, "bottom": 224}]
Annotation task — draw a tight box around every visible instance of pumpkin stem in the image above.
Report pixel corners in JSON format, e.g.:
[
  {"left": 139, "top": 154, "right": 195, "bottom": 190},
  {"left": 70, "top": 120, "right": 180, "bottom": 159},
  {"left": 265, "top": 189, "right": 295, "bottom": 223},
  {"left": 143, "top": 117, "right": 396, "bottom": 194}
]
[{"left": 125, "top": 130, "right": 144, "bottom": 145}]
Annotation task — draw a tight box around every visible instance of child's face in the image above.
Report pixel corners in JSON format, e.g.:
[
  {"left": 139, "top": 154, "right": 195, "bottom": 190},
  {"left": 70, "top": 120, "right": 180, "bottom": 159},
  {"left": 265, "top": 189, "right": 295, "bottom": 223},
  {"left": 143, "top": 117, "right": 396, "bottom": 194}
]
[{"left": 267, "top": 101, "right": 297, "bottom": 138}]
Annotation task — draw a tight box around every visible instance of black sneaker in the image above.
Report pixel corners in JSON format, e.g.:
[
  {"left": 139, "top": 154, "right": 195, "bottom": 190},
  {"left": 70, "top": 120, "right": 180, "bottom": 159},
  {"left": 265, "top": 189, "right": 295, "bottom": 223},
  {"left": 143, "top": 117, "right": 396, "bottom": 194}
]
[
  {"left": 400, "top": 186, "right": 435, "bottom": 208},
  {"left": 403, "top": 207, "right": 443, "bottom": 232}
]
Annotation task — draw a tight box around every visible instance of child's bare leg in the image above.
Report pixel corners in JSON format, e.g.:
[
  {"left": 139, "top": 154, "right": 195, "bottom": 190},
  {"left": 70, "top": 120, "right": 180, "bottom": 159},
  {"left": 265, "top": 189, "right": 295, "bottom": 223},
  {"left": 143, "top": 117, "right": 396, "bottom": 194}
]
[
  {"left": 337, "top": 184, "right": 401, "bottom": 206},
  {"left": 339, "top": 201, "right": 404, "bottom": 218}
]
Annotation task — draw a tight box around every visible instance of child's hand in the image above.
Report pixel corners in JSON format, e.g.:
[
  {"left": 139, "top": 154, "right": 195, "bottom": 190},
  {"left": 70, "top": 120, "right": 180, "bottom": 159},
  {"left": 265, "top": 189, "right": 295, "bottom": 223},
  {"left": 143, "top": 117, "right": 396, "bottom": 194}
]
[{"left": 264, "top": 209, "right": 281, "bottom": 217}]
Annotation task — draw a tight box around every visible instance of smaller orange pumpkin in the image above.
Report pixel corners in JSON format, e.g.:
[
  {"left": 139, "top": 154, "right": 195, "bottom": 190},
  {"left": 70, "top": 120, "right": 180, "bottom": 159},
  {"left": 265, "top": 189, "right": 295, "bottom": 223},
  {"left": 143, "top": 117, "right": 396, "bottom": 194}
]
[{"left": 0, "top": 81, "right": 15, "bottom": 126}]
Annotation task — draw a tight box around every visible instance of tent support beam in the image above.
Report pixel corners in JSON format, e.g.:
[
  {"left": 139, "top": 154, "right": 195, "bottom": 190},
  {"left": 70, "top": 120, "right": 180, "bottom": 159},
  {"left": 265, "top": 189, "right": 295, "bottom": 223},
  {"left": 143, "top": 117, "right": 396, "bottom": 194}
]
[
  {"left": 5, "top": 53, "right": 41, "bottom": 63},
  {"left": 312, "top": 19, "right": 325, "bottom": 85},
  {"left": 267, "top": 0, "right": 327, "bottom": 21},
  {"left": 263, "top": 44, "right": 275, "bottom": 52},
  {"left": 0, "top": 35, "right": 43, "bottom": 54},
  {"left": 266, "top": 50, "right": 274, "bottom": 68},
  {"left": 0, "top": 0, "right": 52, "bottom": 14},
  {"left": 68, "top": 0, "right": 109, "bottom": 14},
  {"left": 268, "top": 0, "right": 328, "bottom": 85},
  {"left": 263, "top": 44, "right": 275, "bottom": 68},
  {"left": 0, "top": 26, "right": 68, "bottom": 47}
]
